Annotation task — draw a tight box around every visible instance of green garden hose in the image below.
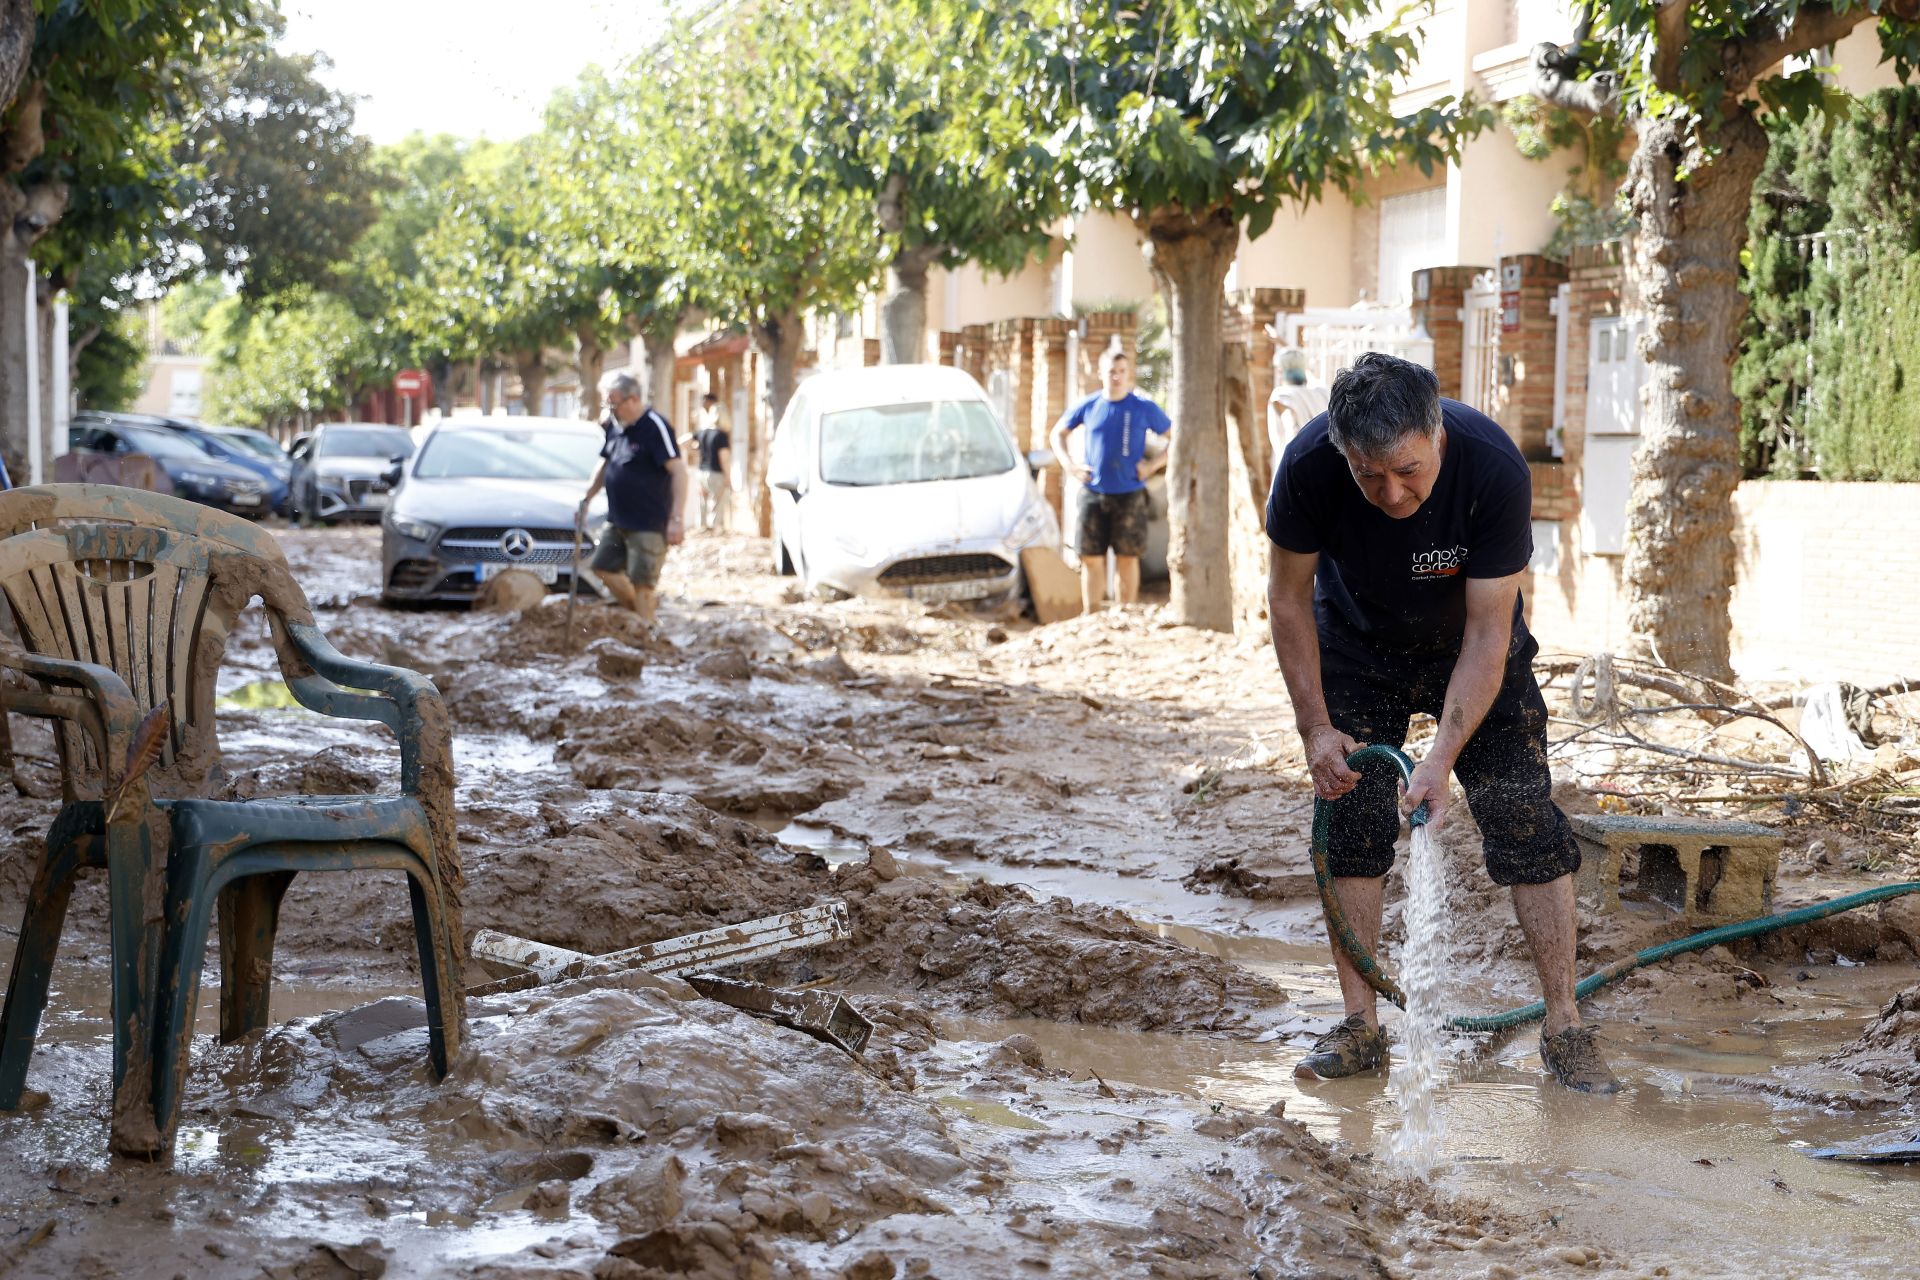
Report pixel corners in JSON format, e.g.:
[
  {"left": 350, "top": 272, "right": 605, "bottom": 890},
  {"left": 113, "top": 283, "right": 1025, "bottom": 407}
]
[{"left": 1309, "top": 744, "right": 1920, "bottom": 1033}]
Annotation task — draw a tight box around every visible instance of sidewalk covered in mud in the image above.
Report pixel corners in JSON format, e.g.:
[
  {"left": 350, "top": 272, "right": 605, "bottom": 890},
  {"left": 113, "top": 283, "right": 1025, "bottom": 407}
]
[{"left": 2, "top": 526, "right": 1917, "bottom": 1279}]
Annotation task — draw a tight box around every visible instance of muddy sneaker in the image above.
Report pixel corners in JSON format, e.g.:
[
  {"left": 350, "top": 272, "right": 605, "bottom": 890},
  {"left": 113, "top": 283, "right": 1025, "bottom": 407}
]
[
  {"left": 1293, "top": 1013, "right": 1389, "bottom": 1080},
  {"left": 1539, "top": 1025, "right": 1621, "bottom": 1094}
]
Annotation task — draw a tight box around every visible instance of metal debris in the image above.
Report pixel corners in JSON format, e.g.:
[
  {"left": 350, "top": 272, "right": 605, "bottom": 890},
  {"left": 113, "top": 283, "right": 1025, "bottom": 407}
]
[{"left": 684, "top": 974, "right": 873, "bottom": 1056}]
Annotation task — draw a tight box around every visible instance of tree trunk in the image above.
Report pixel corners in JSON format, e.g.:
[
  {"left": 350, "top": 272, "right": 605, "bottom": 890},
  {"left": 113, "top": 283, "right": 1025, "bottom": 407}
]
[
  {"left": 0, "top": 179, "right": 66, "bottom": 482},
  {"left": 880, "top": 245, "right": 939, "bottom": 365},
  {"left": 428, "top": 355, "right": 451, "bottom": 417},
  {"left": 476, "top": 359, "right": 493, "bottom": 414},
  {"left": 642, "top": 326, "right": 677, "bottom": 418},
  {"left": 515, "top": 351, "right": 546, "bottom": 416},
  {"left": 1139, "top": 206, "right": 1239, "bottom": 634},
  {"left": 1620, "top": 113, "right": 1768, "bottom": 682},
  {"left": 749, "top": 309, "right": 803, "bottom": 538},
  {"left": 35, "top": 275, "right": 54, "bottom": 463},
  {"left": 575, "top": 325, "right": 605, "bottom": 421}
]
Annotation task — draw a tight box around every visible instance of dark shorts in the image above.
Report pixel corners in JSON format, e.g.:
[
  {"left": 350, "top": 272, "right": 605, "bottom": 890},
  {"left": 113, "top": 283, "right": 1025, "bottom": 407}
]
[
  {"left": 1078, "top": 488, "right": 1150, "bottom": 558},
  {"left": 590, "top": 526, "right": 668, "bottom": 588},
  {"left": 1319, "top": 638, "right": 1579, "bottom": 887}
]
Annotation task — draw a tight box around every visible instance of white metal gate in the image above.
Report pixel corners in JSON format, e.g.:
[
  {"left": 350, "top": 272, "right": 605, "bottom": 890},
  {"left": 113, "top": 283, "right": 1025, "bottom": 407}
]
[
  {"left": 1279, "top": 306, "right": 1436, "bottom": 387},
  {"left": 1459, "top": 269, "right": 1501, "bottom": 416}
]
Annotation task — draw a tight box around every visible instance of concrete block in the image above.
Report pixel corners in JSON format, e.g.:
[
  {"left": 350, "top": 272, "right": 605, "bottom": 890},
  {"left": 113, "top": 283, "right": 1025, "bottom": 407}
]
[{"left": 1569, "top": 814, "right": 1782, "bottom": 924}]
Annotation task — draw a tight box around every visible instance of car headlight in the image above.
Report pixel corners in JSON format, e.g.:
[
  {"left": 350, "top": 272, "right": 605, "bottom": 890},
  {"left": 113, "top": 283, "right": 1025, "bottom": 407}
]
[
  {"left": 386, "top": 515, "right": 439, "bottom": 542},
  {"left": 176, "top": 470, "right": 227, "bottom": 488},
  {"left": 1008, "top": 500, "right": 1051, "bottom": 549}
]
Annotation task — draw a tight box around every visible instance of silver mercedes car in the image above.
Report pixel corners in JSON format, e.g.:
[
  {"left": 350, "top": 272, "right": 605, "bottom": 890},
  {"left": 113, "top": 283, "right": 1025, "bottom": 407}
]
[{"left": 380, "top": 416, "right": 609, "bottom": 605}]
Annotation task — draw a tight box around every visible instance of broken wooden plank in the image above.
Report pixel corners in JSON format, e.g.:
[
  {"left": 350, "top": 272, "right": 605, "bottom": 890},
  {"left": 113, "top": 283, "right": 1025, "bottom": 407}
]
[
  {"left": 685, "top": 974, "right": 873, "bottom": 1056},
  {"left": 467, "top": 901, "right": 853, "bottom": 997}
]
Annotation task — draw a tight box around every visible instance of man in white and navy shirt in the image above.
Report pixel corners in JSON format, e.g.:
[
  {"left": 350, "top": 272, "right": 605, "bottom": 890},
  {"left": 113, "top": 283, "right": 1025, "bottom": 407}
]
[{"left": 579, "top": 370, "right": 687, "bottom": 622}]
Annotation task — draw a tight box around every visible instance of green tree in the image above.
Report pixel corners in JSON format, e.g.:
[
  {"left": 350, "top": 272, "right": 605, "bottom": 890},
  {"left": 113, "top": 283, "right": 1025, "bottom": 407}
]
[
  {"left": 761, "top": 0, "right": 1059, "bottom": 364},
  {"left": 176, "top": 43, "right": 384, "bottom": 300},
  {"left": 70, "top": 297, "right": 143, "bottom": 410},
  {"left": 1000, "top": 0, "right": 1484, "bottom": 631},
  {"left": 1733, "top": 111, "right": 1830, "bottom": 478},
  {"left": 0, "top": 0, "right": 258, "bottom": 471},
  {"left": 204, "top": 288, "right": 381, "bottom": 428},
  {"left": 1533, "top": 0, "right": 1920, "bottom": 678}
]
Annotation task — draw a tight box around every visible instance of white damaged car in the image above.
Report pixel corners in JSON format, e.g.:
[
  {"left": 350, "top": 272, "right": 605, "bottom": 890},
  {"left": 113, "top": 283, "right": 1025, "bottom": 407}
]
[{"left": 767, "top": 365, "right": 1060, "bottom": 606}]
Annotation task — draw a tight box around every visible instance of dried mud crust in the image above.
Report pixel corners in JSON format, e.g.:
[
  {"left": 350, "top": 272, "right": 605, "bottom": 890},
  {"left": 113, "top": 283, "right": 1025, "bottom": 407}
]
[{"left": 1824, "top": 981, "right": 1920, "bottom": 1092}]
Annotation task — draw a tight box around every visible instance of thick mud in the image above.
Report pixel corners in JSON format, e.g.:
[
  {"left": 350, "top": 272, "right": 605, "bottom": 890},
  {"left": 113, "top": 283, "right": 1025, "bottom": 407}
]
[{"left": 2, "top": 525, "right": 1917, "bottom": 1278}]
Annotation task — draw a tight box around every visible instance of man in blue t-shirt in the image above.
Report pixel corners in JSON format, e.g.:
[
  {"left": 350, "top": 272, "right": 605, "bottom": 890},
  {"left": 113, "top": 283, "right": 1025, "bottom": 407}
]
[
  {"left": 1266, "top": 352, "right": 1617, "bottom": 1095},
  {"left": 579, "top": 370, "right": 687, "bottom": 623},
  {"left": 1047, "top": 347, "right": 1171, "bottom": 612}
]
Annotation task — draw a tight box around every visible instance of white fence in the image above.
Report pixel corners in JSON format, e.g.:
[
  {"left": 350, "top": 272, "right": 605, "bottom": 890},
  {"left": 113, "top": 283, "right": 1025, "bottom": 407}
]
[
  {"left": 1459, "top": 269, "right": 1501, "bottom": 417},
  {"left": 1277, "top": 306, "right": 1435, "bottom": 386}
]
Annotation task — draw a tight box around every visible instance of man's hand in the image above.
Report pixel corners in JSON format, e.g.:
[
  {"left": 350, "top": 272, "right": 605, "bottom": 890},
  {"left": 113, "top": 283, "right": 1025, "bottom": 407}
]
[
  {"left": 1135, "top": 458, "right": 1156, "bottom": 481},
  {"left": 1071, "top": 462, "right": 1093, "bottom": 485},
  {"left": 1303, "top": 725, "right": 1363, "bottom": 800},
  {"left": 1402, "top": 756, "right": 1452, "bottom": 829},
  {"left": 665, "top": 515, "right": 685, "bottom": 547}
]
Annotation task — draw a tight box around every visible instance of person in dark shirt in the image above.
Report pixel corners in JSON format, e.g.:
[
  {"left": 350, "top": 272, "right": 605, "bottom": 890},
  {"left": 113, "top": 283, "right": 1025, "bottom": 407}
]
[
  {"left": 579, "top": 370, "right": 687, "bottom": 622},
  {"left": 1047, "top": 346, "right": 1171, "bottom": 612},
  {"left": 1266, "top": 352, "right": 1617, "bottom": 1095},
  {"left": 693, "top": 393, "right": 732, "bottom": 533}
]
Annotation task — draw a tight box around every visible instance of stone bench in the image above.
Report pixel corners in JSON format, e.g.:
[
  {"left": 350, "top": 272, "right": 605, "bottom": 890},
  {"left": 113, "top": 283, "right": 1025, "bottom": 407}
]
[{"left": 1571, "top": 814, "right": 1783, "bottom": 924}]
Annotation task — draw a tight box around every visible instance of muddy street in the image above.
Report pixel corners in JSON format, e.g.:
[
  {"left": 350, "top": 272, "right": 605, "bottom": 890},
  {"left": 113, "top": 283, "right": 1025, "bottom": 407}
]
[{"left": 3, "top": 525, "right": 1919, "bottom": 1279}]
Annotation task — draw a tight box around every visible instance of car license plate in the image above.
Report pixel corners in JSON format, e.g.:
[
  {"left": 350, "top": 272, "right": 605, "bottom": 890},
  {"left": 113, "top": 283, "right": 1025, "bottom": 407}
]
[
  {"left": 478, "top": 562, "right": 560, "bottom": 585},
  {"left": 361, "top": 492, "right": 389, "bottom": 508},
  {"left": 230, "top": 493, "right": 261, "bottom": 507},
  {"left": 903, "top": 579, "right": 995, "bottom": 604}
]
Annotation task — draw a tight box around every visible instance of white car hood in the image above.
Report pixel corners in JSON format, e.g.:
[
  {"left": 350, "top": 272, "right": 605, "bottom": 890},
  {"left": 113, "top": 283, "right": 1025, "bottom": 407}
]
[{"left": 810, "top": 468, "right": 1031, "bottom": 557}]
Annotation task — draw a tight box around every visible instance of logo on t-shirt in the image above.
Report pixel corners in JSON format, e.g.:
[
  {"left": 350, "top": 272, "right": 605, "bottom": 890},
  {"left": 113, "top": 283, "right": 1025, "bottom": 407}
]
[{"left": 1411, "top": 545, "right": 1470, "bottom": 579}]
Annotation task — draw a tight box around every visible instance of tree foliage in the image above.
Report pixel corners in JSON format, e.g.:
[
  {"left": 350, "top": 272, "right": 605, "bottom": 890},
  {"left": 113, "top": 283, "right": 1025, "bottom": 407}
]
[
  {"left": 203, "top": 288, "right": 380, "bottom": 425},
  {"left": 177, "top": 43, "right": 385, "bottom": 300}
]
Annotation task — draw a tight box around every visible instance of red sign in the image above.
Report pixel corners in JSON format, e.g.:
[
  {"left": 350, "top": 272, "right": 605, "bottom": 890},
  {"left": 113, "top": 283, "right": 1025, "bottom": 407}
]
[{"left": 393, "top": 369, "right": 428, "bottom": 395}]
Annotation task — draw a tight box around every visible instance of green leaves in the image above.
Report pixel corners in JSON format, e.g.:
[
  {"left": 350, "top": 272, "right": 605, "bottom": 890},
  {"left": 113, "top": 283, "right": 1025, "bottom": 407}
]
[{"left": 997, "top": 0, "right": 1485, "bottom": 229}]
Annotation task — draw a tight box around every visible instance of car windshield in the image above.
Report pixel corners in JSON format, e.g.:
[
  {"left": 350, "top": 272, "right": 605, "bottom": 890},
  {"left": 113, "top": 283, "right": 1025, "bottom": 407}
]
[
  {"left": 222, "top": 431, "right": 287, "bottom": 462},
  {"left": 818, "top": 400, "right": 1015, "bottom": 487},
  {"left": 121, "top": 427, "right": 215, "bottom": 461},
  {"left": 413, "top": 428, "right": 602, "bottom": 480},
  {"left": 318, "top": 428, "right": 413, "bottom": 458}
]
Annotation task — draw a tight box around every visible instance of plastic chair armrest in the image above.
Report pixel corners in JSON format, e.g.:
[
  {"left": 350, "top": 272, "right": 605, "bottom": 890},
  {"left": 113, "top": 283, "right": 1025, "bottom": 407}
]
[{"left": 281, "top": 622, "right": 446, "bottom": 793}]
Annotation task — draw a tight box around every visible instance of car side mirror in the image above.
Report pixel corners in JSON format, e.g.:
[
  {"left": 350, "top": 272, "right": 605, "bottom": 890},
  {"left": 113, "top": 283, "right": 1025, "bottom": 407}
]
[
  {"left": 382, "top": 458, "right": 404, "bottom": 486},
  {"left": 771, "top": 476, "right": 801, "bottom": 495},
  {"left": 1025, "top": 448, "right": 1057, "bottom": 474}
]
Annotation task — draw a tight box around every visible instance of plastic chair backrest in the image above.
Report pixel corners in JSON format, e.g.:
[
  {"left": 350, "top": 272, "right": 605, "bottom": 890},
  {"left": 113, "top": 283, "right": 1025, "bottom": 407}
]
[{"left": 0, "top": 484, "right": 313, "bottom": 799}]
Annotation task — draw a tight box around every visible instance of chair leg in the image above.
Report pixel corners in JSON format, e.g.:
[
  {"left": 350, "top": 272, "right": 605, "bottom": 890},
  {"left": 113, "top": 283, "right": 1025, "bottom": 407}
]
[
  {"left": 103, "top": 814, "right": 167, "bottom": 1159},
  {"left": 405, "top": 873, "right": 463, "bottom": 1078},
  {"left": 0, "top": 840, "right": 88, "bottom": 1109},
  {"left": 217, "top": 871, "right": 295, "bottom": 1044},
  {"left": 148, "top": 860, "right": 221, "bottom": 1156}
]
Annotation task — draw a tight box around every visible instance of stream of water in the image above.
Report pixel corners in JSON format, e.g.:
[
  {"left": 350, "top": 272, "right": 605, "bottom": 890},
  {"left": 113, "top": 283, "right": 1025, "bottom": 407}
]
[{"left": 1388, "top": 822, "right": 1451, "bottom": 1174}]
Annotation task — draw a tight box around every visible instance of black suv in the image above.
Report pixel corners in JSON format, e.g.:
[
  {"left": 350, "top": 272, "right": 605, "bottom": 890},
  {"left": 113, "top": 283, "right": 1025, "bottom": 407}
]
[{"left": 67, "top": 414, "right": 272, "bottom": 516}]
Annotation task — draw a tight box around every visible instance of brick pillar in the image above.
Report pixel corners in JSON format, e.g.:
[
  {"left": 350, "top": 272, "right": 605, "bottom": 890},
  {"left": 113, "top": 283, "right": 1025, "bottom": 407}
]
[
  {"left": 989, "top": 318, "right": 1037, "bottom": 450},
  {"left": 1411, "top": 266, "right": 1487, "bottom": 401},
  {"left": 1030, "top": 319, "right": 1072, "bottom": 447},
  {"left": 862, "top": 337, "right": 882, "bottom": 367},
  {"left": 1498, "top": 254, "right": 1570, "bottom": 462},
  {"left": 1560, "top": 241, "right": 1627, "bottom": 480},
  {"left": 957, "top": 323, "right": 989, "bottom": 385},
  {"left": 938, "top": 331, "right": 961, "bottom": 367}
]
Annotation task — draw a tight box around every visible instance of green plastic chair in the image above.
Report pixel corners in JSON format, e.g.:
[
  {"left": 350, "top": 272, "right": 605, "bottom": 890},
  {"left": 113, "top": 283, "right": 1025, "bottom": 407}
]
[{"left": 0, "top": 484, "right": 465, "bottom": 1157}]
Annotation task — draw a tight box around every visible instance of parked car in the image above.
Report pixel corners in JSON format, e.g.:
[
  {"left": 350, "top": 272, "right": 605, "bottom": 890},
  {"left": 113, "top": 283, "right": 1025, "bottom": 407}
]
[
  {"left": 380, "top": 415, "right": 608, "bottom": 605},
  {"left": 149, "top": 422, "right": 293, "bottom": 515},
  {"left": 289, "top": 423, "right": 415, "bottom": 523},
  {"left": 66, "top": 416, "right": 272, "bottom": 515},
  {"left": 766, "top": 364, "right": 1061, "bottom": 606}
]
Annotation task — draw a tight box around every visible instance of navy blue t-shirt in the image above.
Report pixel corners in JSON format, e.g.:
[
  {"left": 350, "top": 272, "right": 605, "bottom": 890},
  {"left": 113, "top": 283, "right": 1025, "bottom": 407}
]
[
  {"left": 600, "top": 408, "right": 679, "bottom": 533},
  {"left": 1265, "top": 399, "right": 1533, "bottom": 660},
  {"left": 1060, "top": 391, "right": 1171, "bottom": 495}
]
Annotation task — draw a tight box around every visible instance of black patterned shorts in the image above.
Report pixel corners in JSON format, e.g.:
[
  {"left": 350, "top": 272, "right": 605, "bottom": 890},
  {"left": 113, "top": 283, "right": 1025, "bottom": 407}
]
[
  {"left": 1317, "top": 638, "right": 1580, "bottom": 887},
  {"left": 1078, "top": 488, "right": 1150, "bottom": 558}
]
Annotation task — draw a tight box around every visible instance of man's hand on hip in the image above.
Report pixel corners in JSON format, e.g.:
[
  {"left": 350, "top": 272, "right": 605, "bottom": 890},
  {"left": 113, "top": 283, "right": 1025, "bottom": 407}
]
[
  {"left": 1303, "top": 725, "right": 1363, "bottom": 800},
  {"left": 1402, "top": 756, "right": 1451, "bottom": 829}
]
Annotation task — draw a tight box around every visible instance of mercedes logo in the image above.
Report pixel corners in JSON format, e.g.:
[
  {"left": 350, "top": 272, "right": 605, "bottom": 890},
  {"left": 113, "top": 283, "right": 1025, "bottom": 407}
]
[{"left": 499, "top": 528, "right": 536, "bottom": 560}]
